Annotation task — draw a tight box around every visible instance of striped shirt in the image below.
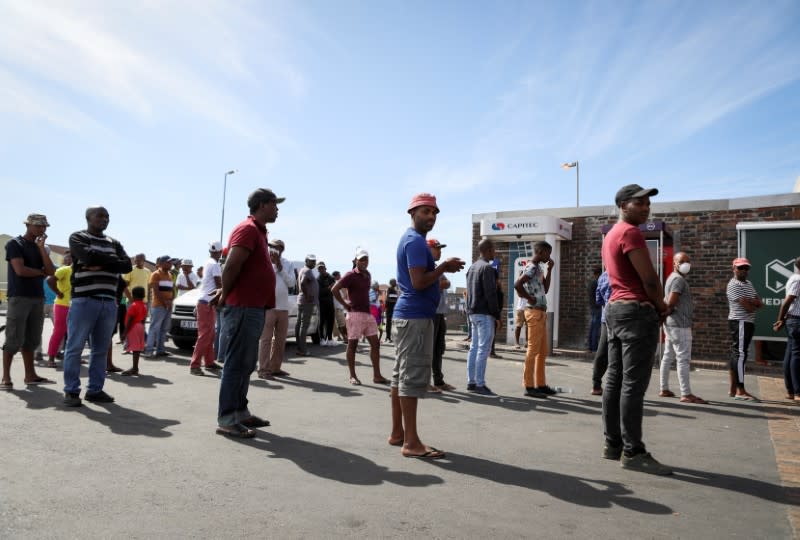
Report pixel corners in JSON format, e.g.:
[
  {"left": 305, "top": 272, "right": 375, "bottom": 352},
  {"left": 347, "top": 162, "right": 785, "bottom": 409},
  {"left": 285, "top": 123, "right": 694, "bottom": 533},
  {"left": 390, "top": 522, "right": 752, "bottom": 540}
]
[
  {"left": 785, "top": 273, "right": 800, "bottom": 318},
  {"left": 727, "top": 278, "right": 758, "bottom": 323},
  {"left": 68, "top": 230, "right": 132, "bottom": 299}
]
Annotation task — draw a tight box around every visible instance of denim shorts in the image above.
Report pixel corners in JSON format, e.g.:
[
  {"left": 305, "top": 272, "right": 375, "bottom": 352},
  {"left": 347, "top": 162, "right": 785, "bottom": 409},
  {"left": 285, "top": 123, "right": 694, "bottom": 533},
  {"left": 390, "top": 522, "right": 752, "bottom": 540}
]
[{"left": 391, "top": 318, "right": 433, "bottom": 398}]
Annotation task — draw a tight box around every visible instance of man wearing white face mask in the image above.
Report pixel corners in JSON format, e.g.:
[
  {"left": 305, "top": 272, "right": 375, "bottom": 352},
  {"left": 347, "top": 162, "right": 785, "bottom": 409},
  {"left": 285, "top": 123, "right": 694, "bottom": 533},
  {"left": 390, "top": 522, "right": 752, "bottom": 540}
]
[{"left": 659, "top": 252, "right": 707, "bottom": 404}]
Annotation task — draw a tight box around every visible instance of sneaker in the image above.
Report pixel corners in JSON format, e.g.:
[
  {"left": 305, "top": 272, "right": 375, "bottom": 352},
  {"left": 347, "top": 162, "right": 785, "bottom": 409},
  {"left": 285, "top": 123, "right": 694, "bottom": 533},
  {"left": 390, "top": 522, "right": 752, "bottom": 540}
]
[
  {"left": 467, "top": 383, "right": 477, "bottom": 392},
  {"left": 204, "top": 363, "right": 222, "bottom": 371},
  {"left": 155, "top": 351, "right": 172, "bottom": 357},
  {"left": 63, "top": 392, "right": 82, "bottom": 407},
  {"left": 525, "top": 387, "right": 548, "bottom": 399},
  {"left": 190, "top": 368, "right": 205, "bottom": 376},
  {"left": 602, "top": 444, "right": 623, "bottom": 460},
  {"left": 536, "top": 385, "right": 557, "bottom": 395},
  {"left": 320, "top": 338, "right": 328, "bottom": 346},
  {"left": 474, "top": 385, "right": 496, "bottom": 396},
  {"left": 85, "top": 390, "right": 115, "bottom": 403},
  {"left": 620, "top": 452, "right": 673, "bottom": 475}
]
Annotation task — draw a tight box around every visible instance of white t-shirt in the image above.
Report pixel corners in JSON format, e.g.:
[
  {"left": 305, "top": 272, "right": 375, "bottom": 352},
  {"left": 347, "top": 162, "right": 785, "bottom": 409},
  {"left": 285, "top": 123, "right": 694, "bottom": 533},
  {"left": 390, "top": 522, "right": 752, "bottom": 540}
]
[
  {"left": 199, "top": 258, "right": 222, "bottom": 302},
  {"left": 176, "top": 272, "right": 200, "bottom": 296},
  {"left": 273, "top": 258, "right": 296, "bottom": 311}
]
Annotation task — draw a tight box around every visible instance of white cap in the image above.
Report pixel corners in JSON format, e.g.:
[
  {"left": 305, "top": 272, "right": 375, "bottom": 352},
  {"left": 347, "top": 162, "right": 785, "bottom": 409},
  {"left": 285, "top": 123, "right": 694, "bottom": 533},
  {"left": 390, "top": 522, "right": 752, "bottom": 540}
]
[
  {"left": 181, "top": 259, "right": 193, "bottom": 266},
  {"left": 306, "top": 254, "right": 317, "bottom": 261},
  {"left": 209, "top": 241, "right": 223, "bottom": 252},
  {"left": 355, "top": 248, "right": 369, "bottom": 259}
]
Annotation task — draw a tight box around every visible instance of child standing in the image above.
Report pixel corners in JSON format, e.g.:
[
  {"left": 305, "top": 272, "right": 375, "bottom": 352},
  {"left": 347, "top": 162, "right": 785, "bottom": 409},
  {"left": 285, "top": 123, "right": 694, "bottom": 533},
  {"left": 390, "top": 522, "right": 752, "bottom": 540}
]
[{"left": 121, "top": 287, "right": 147, "bottom": 376}]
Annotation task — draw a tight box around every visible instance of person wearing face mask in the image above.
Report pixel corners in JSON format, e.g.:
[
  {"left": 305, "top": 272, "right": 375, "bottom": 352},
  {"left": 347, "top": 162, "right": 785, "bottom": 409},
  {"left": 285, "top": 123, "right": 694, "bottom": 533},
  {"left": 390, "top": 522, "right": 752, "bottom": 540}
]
[{"left": 658, "top": 253, "right": 707, "bottom": 404}]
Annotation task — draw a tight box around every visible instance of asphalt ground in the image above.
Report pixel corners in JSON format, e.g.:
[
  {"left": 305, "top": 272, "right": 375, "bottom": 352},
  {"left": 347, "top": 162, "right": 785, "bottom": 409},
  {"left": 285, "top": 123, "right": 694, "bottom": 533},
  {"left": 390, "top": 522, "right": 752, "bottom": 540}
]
[{"left": 1, "top": 323, "right": 797, "bottom": 539}]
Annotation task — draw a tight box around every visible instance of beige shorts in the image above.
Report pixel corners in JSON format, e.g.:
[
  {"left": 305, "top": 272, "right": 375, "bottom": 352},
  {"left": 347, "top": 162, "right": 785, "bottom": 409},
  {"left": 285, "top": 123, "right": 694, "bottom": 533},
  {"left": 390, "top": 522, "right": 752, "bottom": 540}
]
[
  {"left": 335, "top": 308, "right": 346, "bottom": 328},
  {"left": 391, "top": 318, "right": 433, "bottom": 398},
  {"left": 514, "top": 309, "right": 526, "bottom": 327}
]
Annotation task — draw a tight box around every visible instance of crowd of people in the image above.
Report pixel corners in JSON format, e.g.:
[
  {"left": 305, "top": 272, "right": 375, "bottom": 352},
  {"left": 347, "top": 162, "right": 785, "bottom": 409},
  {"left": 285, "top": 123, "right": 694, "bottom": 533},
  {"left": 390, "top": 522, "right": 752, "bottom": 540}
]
[{"left": 2, "top": 183, "right": 794, "bottom": 474}]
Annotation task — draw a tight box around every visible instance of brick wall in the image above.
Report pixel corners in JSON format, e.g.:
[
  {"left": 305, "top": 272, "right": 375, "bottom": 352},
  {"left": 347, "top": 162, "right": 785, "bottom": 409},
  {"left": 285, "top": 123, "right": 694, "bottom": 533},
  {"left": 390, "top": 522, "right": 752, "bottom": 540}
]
[{"left": 476, "top": 203, "right": 800, "bottom": 360}]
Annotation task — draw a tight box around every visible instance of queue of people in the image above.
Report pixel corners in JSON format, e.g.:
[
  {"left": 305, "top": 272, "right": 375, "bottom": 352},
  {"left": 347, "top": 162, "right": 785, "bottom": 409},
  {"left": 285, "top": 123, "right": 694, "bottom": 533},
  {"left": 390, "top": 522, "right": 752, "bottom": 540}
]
[{"left": 1, "top": 183, "right": 792, "bottom": 475}]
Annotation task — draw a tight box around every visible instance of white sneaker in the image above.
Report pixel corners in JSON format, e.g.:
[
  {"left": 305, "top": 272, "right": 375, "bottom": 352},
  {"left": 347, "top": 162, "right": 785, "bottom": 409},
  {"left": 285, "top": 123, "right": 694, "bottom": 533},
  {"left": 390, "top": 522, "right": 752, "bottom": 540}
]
[
  {"left": 327, "top": 340, "right": 339, "bottom": 347},
  {"left": 320, "top": 338, "right": 328, "bottom": 346}
]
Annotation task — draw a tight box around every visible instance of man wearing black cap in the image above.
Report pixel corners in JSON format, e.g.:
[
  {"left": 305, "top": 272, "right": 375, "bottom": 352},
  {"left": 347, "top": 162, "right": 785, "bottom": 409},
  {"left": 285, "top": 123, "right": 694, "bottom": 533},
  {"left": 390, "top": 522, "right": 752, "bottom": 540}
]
[
  {"left": 212, "top": 188, "right": 282, "bottom": 438},
  {"left": 1, "top": 213, "right": 57, "bottom": 391},
  {"left": 601, "top": 184, "right": 671, "bottom": 475}
]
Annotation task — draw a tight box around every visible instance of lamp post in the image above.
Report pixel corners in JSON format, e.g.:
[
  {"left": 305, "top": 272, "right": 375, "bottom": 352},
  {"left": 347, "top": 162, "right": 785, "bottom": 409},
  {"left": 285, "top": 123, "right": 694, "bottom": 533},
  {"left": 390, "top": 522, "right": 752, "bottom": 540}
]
[
  {"left": 220, "top": 169, "right": 237, "bottom": 245},
  {"left": 561, "top": 161, "right": 579, "bottom": 207}
]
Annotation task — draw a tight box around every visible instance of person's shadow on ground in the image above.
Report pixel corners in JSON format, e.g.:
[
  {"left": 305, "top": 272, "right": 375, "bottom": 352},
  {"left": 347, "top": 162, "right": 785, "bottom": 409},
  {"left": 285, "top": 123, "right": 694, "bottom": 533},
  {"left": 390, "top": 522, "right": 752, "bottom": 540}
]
[
  {"left": 107, "top": 373, "right": 173, "bottom": 389},
  {"left": 427, "top": 452, "right": 673, "bottom": 514},
  {"left": 277, "top": 376, "right": 364, "bottom": 397},
  {"left": 12, "top": 386, "right": 180, "bottom": 438},
  {"left": 230, "top": 431, "right": 443, "bottom": 488},
  {"left": 671, "top": 466, "right": 800, "bottom": 505}
]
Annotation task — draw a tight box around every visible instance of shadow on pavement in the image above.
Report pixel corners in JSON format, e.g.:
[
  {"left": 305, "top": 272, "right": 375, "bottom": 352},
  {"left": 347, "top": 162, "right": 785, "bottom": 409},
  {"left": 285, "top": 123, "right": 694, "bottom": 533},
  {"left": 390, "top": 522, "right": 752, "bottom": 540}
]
[
  {"left": 428, "top": 452, "right": 672, "bottom": 514},
  {"left": 672, "top": 466, "right": 800, "bottom": 505},
  {"left": 231, "top": 432, "right": 444, "bottom": 487},
  {"left": 277, "top": 376, "right": 364, "bottom": 397},
  {"left": 644, "top": 398, "right": 791, "bottom": 420},
  {"left": 12, "top": 386, "right": 180, "bottom": 438},
  {"left": 108, "top": 373, "right": 174, "bottom": 388}
]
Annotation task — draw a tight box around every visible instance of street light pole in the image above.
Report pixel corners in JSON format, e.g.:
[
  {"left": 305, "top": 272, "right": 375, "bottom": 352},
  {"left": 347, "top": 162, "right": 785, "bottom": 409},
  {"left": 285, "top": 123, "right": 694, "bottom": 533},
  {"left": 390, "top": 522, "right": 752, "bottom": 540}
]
[
  {"left": 220, "top": 169, "right": 237, "bottom": 245},
  {"left": 561, "top": 161, "right": 579, "bottom": 207}
]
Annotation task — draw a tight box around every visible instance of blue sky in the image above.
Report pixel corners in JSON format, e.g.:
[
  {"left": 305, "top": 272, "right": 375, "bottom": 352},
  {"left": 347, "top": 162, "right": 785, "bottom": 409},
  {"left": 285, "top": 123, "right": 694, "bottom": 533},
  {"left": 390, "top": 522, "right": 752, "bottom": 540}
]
[{"left": 1, "top": 0, "right": 799, "bottom": 289}]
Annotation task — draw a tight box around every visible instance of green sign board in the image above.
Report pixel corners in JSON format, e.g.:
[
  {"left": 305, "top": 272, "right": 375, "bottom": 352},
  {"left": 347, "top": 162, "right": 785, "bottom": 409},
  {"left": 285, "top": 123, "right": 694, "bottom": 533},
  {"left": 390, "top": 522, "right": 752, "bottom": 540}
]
[{"left": 740, "top": 225, "right": 800, "bottom": 341}]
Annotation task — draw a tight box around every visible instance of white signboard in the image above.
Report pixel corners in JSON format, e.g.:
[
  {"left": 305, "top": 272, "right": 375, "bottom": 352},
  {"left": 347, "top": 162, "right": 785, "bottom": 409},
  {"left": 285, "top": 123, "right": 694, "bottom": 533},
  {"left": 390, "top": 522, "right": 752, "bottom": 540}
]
[{"left": 480, "top": 216, "right": 572, "bottom": 240}]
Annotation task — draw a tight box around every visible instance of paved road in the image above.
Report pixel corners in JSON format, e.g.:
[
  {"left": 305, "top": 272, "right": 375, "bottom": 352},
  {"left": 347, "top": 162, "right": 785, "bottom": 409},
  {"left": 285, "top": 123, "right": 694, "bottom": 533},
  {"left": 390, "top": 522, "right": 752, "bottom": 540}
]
[{"left": 1, "top": 329, "right": 796, "bottom": 539}]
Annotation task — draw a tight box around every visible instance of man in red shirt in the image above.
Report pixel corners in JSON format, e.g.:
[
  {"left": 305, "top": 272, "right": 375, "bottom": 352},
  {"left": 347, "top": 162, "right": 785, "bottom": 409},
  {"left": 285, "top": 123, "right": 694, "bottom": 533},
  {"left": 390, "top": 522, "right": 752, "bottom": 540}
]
[
  {"left": 213, "top": 188, "right": 282, "bottom": 438},
  {"left": 331, "top": 249, "right": 390, "bottom": 386},
  {"left": 601, "top": 184, "right": 671, "bottom": 475}
]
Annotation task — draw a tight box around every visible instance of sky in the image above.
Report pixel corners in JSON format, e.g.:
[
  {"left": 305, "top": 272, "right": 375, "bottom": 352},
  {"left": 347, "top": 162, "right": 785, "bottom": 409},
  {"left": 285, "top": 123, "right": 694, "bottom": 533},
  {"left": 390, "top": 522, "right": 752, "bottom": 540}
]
[{"left": 1, "top": 0, "right": 799, "bottom": 289}]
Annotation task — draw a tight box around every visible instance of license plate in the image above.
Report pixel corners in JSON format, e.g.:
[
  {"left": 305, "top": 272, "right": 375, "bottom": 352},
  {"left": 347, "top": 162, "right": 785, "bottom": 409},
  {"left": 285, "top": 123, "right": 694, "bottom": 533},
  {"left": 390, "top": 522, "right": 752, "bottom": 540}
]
[{"left": 180, "top": 320, "right": 198, "bottom": 329}]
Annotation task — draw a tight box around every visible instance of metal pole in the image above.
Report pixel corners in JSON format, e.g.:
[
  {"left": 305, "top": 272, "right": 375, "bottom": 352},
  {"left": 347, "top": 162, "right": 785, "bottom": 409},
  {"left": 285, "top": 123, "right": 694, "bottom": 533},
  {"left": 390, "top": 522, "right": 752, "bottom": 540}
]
[
  {"left": 220, "top": 172, "right": 229, "bottom": 245},
  {"left": 576, "top": 161, "right": 580, "bottom": 207}
]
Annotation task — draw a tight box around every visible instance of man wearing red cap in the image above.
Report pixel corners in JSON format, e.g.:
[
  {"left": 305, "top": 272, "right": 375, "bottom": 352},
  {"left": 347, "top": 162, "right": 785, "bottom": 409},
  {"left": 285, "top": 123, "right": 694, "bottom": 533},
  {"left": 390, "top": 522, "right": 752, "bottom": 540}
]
[
  {"left": 388, "top": 193, "right": 464, "bottom": 459},
  {"left": 601, "top": 184, "right": 671, "bottom": 475},
  {"left": 726, "top": 257, "right": 762, "bottom": 401}
]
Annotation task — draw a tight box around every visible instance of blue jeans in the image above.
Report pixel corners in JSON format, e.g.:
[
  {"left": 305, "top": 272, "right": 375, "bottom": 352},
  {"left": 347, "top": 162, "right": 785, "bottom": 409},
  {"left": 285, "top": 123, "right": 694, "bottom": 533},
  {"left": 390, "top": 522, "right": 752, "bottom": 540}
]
[
  {"left": 588, "top": 308, "right": 601, "bottom": 351},
  {"left": 217, "top": 306, "right": 265, "bottom": 426},
  {"left": 603, "top": 302, "right": 659, "bottom": 455},
  {"left": 63, "top": 297, "right": 117, "bottom": 395},
  {"left": 466, "top": 314, "right": 495, "bottom": 387},
  {"left": 784, "top": 318, "right": 800, "bottom": 395},
  {"left": 145, "top": 306, "right": 171, "bottom": 355}
]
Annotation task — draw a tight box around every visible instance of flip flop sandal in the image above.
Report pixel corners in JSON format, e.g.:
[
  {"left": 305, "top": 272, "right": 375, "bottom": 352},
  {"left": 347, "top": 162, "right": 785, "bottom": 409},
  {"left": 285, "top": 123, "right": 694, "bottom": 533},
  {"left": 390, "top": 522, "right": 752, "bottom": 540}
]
[
  {"left": 0, "top": 382, "right": 12, "bottom": 391},
  {"left": 404, "top": 447, "right": 446, "bottom": 460},
  {"left": 121, "top": 369, "right": 139, "bottom": 376},
  {"left": 388, "top": 438, "right": 404, "bottom": 447},
  {"left": 733, "top": 395, "right": 758, "bottom": 402},
  {"left": 349, "top": 377, "right": 362, "bottom": 386},
  {"left": 25, "top": 377, "right": 55, "bottom": 385},
  {"left": 427, "top": 386, "right": 442, "bottom": 393}
]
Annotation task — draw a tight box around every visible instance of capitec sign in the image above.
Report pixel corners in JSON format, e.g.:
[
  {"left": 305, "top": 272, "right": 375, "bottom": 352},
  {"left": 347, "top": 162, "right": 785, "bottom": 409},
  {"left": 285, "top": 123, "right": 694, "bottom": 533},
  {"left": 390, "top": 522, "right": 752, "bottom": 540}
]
[{"left": 480, "top": 216, "right": 573, "bottom": 240}]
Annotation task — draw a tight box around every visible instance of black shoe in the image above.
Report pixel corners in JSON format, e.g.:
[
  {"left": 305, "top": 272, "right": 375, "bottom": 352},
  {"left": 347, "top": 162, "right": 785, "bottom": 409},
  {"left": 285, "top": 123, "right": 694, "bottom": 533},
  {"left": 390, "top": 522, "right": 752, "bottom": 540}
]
[
  {"left": 474, "top": 385, "right": 496, "bottom": 396},
  {"left": 536, "top": 385, "right": 557, "bottom": 395},
  {"left": 190, "top": 368, "right": 205, "bottom": 376},
  {"left": 204, "top": 363, "right": 222, "bottom": 371},
  {"left": 525, "top": 387, "right": 548, "bottom": 399},
  {"left": 241, "top": 415, "right": 270, "bottom": 428},
  {"left": 85, "top": 390, "right": 115, "bottom": 403},
  {"left": 63, "top": 392, "right": 82, "bottom": 407},
  {"left": 621, "top": 452, "right": 672, "bottom": 475},
  {"left": 467, "top": 383, "right": 477, "bottom": 392},
  {"left": 603, "top": 444, "right": 623, "bottom": 460},
  {"left": 155, "top": 351, "right": 172, "bottom": 357}
]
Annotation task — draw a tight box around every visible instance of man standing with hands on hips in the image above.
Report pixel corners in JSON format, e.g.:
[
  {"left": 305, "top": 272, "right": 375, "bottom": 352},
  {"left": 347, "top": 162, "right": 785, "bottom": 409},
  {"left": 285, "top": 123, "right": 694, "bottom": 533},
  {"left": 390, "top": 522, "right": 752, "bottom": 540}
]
[{"left": 388, "top": 193, "right": 464, "bottom": 459}]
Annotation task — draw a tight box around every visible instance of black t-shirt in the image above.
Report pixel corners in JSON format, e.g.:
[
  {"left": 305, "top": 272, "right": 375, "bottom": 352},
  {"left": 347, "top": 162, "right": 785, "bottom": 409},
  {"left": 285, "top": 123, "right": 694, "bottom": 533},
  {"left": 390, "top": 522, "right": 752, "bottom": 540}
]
[
  {"left": 317, "top": 273, "right": 336, "bottom": 301},
  {"left": 386, "top": 286, "right": 399, "bottom": 305},
  {"left": 5, "top": 236, "right": 45, "bottom": 298}
]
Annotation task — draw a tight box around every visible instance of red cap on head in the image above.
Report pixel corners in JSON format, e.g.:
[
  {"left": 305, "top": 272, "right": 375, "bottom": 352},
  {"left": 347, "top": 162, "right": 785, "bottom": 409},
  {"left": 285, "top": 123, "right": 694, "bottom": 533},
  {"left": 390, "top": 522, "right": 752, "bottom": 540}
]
[
  {"left": 426, "top": 238, "right": 447, "bottom": 248},
  {"left": 732, "top": 257, "right": 751, "bottom": 268},
  {"left": 407, "top": 193, "right": 440, "bottom": 214}
]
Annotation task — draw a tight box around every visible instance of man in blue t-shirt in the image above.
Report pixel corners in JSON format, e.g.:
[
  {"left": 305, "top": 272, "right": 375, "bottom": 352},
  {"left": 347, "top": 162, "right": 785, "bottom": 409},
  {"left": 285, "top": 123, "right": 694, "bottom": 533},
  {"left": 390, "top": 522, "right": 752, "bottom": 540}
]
[{"left": 388, "top": 193, "right": 464, "bottom": 459}]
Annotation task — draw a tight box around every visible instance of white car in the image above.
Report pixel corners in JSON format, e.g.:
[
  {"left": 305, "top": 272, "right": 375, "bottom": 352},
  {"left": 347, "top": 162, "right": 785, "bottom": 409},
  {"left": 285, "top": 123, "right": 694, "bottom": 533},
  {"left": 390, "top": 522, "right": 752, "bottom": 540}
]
[{"left": 169, "top": 288, "right": 319, "bottom": 350}]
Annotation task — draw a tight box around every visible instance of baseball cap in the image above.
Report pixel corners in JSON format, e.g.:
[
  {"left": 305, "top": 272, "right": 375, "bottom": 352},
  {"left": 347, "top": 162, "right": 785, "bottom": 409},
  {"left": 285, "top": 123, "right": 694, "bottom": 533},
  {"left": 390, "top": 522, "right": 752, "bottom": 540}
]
[
  {"left": 317, "top": 261, "right": 326, "bottom": 268},
  {"left": 181, "top": 259, "right": 193, "bottom": 266},
  {"left": 24, "top": 213, "right": 50, "bottom": 227},
  {"left": 248, "top": 188, "right": 285, "bottom": 209},
  {"left": 733, "top": 257, "right": 751, "bottom": 268},
  {"left": 355, "top": 249, "right": 369, "bottom": 260},
  {"left": 269, "top": 239, "right": 285, "bottom": 251},
  {"left": 426, "top": 238, "right": 446, "bottom": 249},
  {"left": 407, "top": 192, "right": 440, "bottom": 214},
  {"left": 209, "top": 241, "right": 223, "bottom": 252},
  {"left": 157, "top": 255, "right": 171, "bottom": 264},
  {"left": 306, "top": 254, "right": 317, "bottom": 261},
  {"left": 614, "top": 184, "right": 659, "bottom": 206}
]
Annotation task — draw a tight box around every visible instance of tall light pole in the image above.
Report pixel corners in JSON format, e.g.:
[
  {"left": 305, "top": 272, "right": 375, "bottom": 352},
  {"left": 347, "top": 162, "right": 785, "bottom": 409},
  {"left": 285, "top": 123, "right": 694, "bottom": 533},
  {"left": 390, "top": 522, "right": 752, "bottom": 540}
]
[
  {"left": 220, "top": 169, "right": 237, "bottom": 245},
  {"left": 562, "top": 161, "right": 579, "bottom": 207}
]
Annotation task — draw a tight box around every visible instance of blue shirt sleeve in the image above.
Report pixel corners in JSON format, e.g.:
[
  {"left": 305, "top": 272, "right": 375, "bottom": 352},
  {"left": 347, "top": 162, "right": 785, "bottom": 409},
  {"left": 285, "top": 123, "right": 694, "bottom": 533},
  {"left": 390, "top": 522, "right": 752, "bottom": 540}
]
[{"left": 406, "top": 236, "right": 430, "bottom": 269}]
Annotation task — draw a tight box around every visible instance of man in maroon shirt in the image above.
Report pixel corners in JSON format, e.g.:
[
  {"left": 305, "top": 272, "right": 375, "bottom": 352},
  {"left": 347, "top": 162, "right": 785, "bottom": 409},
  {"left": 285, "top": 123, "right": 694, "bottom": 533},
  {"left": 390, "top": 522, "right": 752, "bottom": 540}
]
[
  {"left": 332, "top": 249, "right": 390, "bottom": 386},
  {"left": 212, "top": 188, "right": 282, "bottom": 438},
  {"left": 601, "top": 184, "right": 671, "bottom": 475}
]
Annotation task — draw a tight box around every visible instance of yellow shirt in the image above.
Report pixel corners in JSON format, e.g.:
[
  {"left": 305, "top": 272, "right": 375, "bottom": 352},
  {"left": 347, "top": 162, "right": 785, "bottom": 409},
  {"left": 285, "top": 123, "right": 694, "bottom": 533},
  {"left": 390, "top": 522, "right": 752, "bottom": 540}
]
[
  {"left": 54, "top": 266, "right": 72, "bottom": 307},
  {"left": 124, "top": 266, "right": 152, "bottom": 302}
]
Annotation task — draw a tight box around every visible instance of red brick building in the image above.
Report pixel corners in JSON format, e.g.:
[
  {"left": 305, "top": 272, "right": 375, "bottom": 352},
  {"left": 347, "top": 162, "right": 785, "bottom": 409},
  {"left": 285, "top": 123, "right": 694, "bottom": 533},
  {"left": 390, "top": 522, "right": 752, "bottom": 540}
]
[{"left": 472, "top": 193, "right": 800, "bottom": 361}]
